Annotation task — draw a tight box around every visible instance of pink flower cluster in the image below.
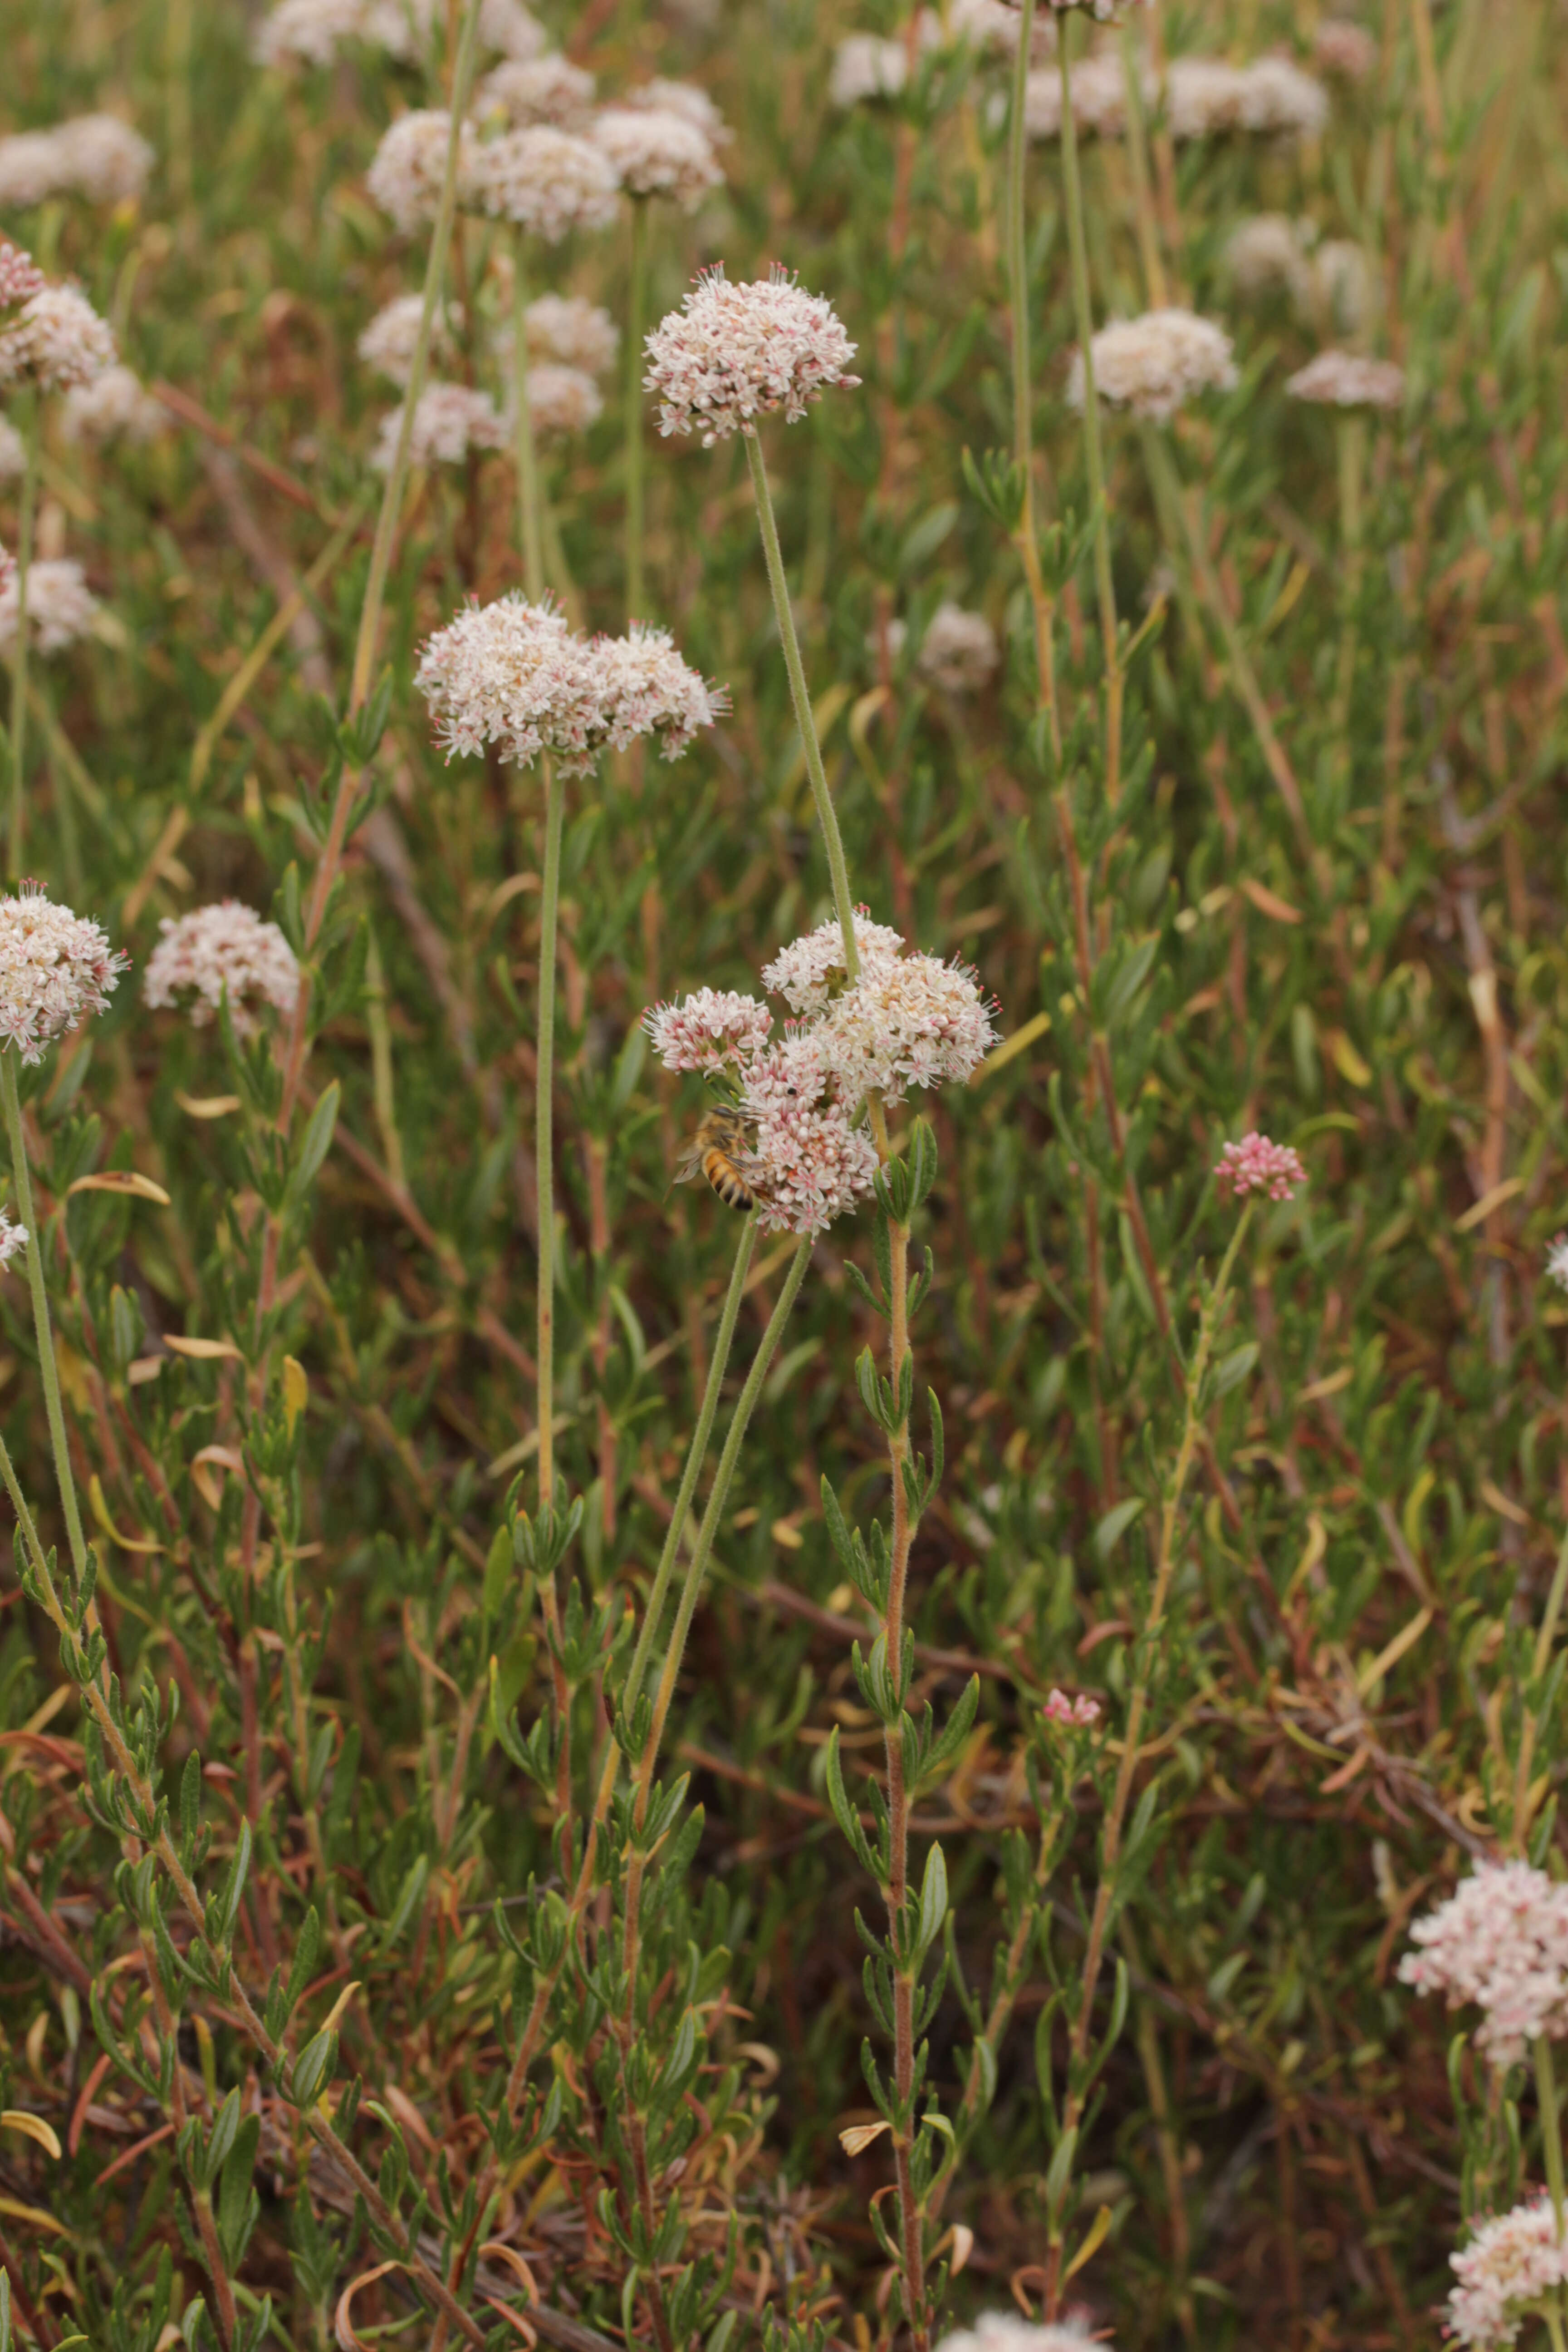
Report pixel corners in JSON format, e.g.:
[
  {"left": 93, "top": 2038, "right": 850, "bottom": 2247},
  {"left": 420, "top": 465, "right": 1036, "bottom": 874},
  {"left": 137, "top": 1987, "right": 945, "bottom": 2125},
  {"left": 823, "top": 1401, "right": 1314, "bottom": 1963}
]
[
  {"left": 1043, "top": 1689, "right": 1101, "bottom": 1728},
  {"left": 644, "top": 909, "right": 998, "bottom": 1237},
  {"left": 0, "top": 257, "right": 116, "bottom": 394},
  {"left": 1213, "top": 1131, "right": 1306, "bottom": 1203},
  {"left": 1446, "top": 2194, "right": 1568, "bottom": 2347},
  {"left": 0, "top": 881, "right": 129, "bottom": 1063},
  {"left": 644, "top": 265, "right": 861, "bottom": 445},
  {"left": 143, "top": 902, "right": 300, "bottom": 1036},
  {"left": 0, "top": 1210, "right": 28, "bottom": 1268},
  {"left": 416, "top": 594, "right": 726, "bottom": 775},
  {"left": 1401, "top": 1863, "right": 1568, "bottom": 2065}
]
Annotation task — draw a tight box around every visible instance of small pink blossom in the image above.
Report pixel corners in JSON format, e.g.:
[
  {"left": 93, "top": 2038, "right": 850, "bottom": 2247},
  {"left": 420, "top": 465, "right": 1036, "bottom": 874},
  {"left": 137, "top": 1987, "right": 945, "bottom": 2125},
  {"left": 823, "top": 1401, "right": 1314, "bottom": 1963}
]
[
  {"left": 0, "top": 1209, "right": 28, "bottom": 1267},
  {"left": 645, "top": 988, "right": 771, "bottom": 1073},
  {"left": 143, "top": 902, "right": 299, "bottom": 1035},
  {"left": 1213, "top": 1131, "right": 1306, "bottom": 1203},
  {"left": 1044, "top": 1689, "right": 1101, "bottom": 1728},
  {"left": 1447, "top": 2192, "right": 1568, "bottom": 2347},
  {"left": 0, "top": 881, "right": 128, "bottom": 1063},
  {"left": 1400, "top": 1863, "right": 1568, "bottom": 2066},
  {"left": 643, "top": 265, "right": 860, "bottom": 446}
]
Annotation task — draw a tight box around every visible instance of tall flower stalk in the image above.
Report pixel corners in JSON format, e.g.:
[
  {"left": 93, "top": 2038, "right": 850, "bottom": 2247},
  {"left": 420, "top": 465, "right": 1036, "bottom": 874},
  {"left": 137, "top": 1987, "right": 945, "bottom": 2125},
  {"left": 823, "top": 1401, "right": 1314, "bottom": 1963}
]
[
  {"left": 1058, "top": 12, "right": 1123, "bottom": 804},
  {"left": 510, "top": 237, "right": 545, "bottom": 600},
  {"left": 625, "top": 193, "right": 650, "bottom": 615},
  {"left": 1005, "top": 0, "right": 1059, "bottom": 751},
  {"left": 5, "top": 395, "right": 37, "bottom": 879}
]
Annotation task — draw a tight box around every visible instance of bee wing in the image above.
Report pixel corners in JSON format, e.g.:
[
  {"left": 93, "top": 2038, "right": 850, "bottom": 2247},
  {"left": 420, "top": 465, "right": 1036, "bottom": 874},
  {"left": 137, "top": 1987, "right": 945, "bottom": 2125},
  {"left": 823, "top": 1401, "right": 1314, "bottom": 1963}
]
[{"left": 672, "top": 1141, "right": 707, "bottom": 1187}]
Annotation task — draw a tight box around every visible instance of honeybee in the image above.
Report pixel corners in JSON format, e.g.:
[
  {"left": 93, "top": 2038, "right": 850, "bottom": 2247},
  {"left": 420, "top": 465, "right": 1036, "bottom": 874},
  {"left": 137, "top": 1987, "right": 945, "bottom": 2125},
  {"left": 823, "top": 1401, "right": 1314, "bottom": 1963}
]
[{"left": 674, "top": 1106, "right": 766, "bottom": 1213}]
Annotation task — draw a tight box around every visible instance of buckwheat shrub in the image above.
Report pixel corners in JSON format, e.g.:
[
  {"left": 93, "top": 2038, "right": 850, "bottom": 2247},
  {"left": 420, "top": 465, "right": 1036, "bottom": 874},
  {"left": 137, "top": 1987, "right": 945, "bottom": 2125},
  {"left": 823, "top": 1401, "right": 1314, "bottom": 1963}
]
[
  {"left": 0, "top": 880, "right": 128, "bottom": 1063},
  {"left": 1446, "top": 2196, "right": 1568, "bottom": 2347},
  {"left": 644, "top": 265, "right": 861, "bottom": 444},
  {"left": 591, "top": 106, "right": 722, "bottom": 208},
  {"left": 45, "top": 114, "right": 156, "bottom": 204},
  {"left": 1213, "top": 1131, "right": 1308, "bottom": 1202},
  {"left": 370, "top": 381, "right": 507, "bottom": 470},
  {"left": 1315, "top": 16, "right": 1379, "bottom": 80},
  {"left": 0, "top": 280, "right": 116, "bottom": 392},
  {"left": 367, "top": 110, "right": 477, "bottom": 235},
  {"left": 892, "top": 600, "right": 1001, "bottom": 693},
  {"left": 520, "top": 292, "right": 617, "bottom": 374},
  {"left": 59, "top": 363, "right": 166, "bottom": 446},
  {"left": 1068, "top": 309, "right": 1237, "bottom": 423},
  {"left": 470, "top": 124, "right": 619, "bottom": 238},
  {"left": 478, "top": 53, "right": 596, "bottom": 129},
  {"left": 357, "top": 292, "right": 463, "bottom": 386},
  {"left": 1285, "top": 348, "right": 1406, "bottom": 409},
  {"left": 1400, "top": 1863, "right": 1568, "bottom": 2065},
  {"left": 625, "top": 76, "right": 731, "bottom": 142},
  {"left": 0, "top": 558, "right": 98, "bottom": 653},
  {"left": 143, "top": 902, "right": 301, "bottom": 1034}
]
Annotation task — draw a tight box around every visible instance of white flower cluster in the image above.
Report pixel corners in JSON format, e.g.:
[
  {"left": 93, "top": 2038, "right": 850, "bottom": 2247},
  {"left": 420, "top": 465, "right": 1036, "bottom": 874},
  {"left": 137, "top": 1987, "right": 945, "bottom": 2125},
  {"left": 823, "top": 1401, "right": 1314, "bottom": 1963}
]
[
  {"left": 143, "top": 903, "right": 301, "bottom": 1035},
  {"left": 1069, "top": 308, "right": 1236, "bottom": 423},
  {"left": 1315, "top": 18, "right": 1379, "bottom": 82},
  {"left": 256, "top": 0, "right": 544, "bottom": 69},
  {"left": 887, "top": 603, "right": 1000, "bottom": 695},
  {"left": 625, "top": 79, "right": 731, "bottom": 143},
  {"left": 646, "top": 912, "right": 997, "bottom": 1236},
  {"left": 645, "top": 265, "right": 860, "bottom": 446},
  {"left": 470, "top": 125, "right": 619, "bottom": 240},
  {"left": 1400, "top": 1862, "right": 1568, "bottom": 2065},
  {"left": 357, "top": 293, "right": 463, "bottom": 387},
  {"left": 61, "top": 364, "right": 167, "bottom": 446},
  {"left": 0, "top": 559, "right": 100, "bottom": 654},
  {"left": 1285, "top": 348, "right": 1405, "bottom": 410},
  {"left": 1225, "top": 218, "right": 1373, "bottom": 333},
  {"left": 935, "top": 2313, "right": 1101, "bottom": 2352},
  {"left": 591, "top": 106, "right": 722, "bottom": 207},
  {"left": 367, "top": 110, "right": 478, "bottom": 235},
  {"left": 416, "top": 594, "right": 726, "bottom": 774},
  {"left": 830, "top": 33, "right": 926, "bottom": 109},
  {"left": 477, "top": 54, "right": 596, "bottom": 130},
  {"left": 0, "top": 1210, "right": 27, "bottom": 1268},
  {"left": 372, "top": 382, "right": 508, "bottom": 470},
  {"left": 0, "top": 114, "right": 154, "bottom": 209},
  {"left": 522, "top": 363, "right": 603, "bottom": 436},
  {"left": 1024, "top": 50, "right": 1327, "bottom": 142},
  {"left": 0, "top": 282, "right": 117, "bottom": 395},
  {"left": 522, "top": 294, "right": 617, "bottom": 376},
  {"left": 1446, "top": 2195, "right": 1568, "bottom": 2347},
  {"left": 0, "top": 881, "right": 129, "bottom": 1064}
]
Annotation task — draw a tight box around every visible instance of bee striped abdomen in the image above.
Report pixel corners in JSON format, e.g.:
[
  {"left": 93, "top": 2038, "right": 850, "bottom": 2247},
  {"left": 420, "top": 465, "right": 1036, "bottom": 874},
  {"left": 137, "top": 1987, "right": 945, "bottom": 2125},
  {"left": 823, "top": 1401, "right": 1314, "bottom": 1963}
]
[{"left": 702, "top": 1149, "right": 757, "bottom": 1211}]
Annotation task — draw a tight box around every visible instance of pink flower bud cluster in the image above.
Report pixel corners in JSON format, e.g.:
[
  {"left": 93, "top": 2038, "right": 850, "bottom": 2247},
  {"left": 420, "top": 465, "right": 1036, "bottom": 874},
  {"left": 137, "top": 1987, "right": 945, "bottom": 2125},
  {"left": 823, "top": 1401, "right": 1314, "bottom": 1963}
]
[
  {"left": 1043, "top": 1689, "right": 1102, "bottom": 1728},
  {"left": 416, "top": 594, "right": 726, "bottom": 776},
  {"left": 0, "top": 559, "right": 100, "bottom": 655},
  {"left": 477, "top": 55, "right": 596, "bottom": 130},
  {"left": 1284, "top": 349, "right": 1405, "bottom": 410},
  {"left": 1401, "top": 1863, "right": 1568, "bottom": 2066},
  {"left": 0, "top": 274, "right": 116, "bottom": 395},
  {"left": 1213, "top": 1132, "right": 1307, "bottom": 1203},
  {"left": 0, "top": 881, "right": 129, "bottom": 1064},
  {"left": 1446, "top": 2193, "right": 1568, "bottom": 2347},
  {"left": 591, "top": 107, "right": 723, "bottom": 207},
  {"left": 644, "top": 910, "right": 998, "bottom": 1236},
  {"left": 143, "top": 903, "right": 301, "bottom": 1036},
  {"left": 644, "top": 266, "right": 861, "bottom": 446}
]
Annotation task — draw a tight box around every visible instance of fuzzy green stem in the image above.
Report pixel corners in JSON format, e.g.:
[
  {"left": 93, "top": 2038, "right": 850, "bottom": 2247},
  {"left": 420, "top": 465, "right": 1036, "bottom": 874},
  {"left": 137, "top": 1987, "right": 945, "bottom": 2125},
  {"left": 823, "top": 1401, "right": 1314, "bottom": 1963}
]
[
  {"left": 1539, "top": 2037, "right": 1567, "bottom": 2241},
  {"left": 625, "top": 194, "right": 650, "bottom": 618},
  {"left": 510, "top": 234, "right": 545, "bottom": 600},
  {"left": 534, "top": 755, "right": 564, "bottom": 1508},
  {"left": 1332, "top": 412, "right": 1366, "bottom": 750},
  {"left": 2, "top": 1051, "right": 88, "bottom": 1582},
  {"left": 347, "top": 0, "right": 483, "bottom": 720},
  {"left": 621, "top": 1215, "right": 757, "bottom": 1720},
  {"left": 1006, "top": 0, "right": 1060, "bottom": 756},
  {"left": 745, "top": 431, "right": 861, "bottom": 981},
  {"left": 639, "top": 1238, "right": 811, "bottom": 1785},
  {"left": 1058, "top": 19, "right": 1122, "bottom": 804},
  {"left": 7, "top": 397, "right": 37, "bottom": 882}
]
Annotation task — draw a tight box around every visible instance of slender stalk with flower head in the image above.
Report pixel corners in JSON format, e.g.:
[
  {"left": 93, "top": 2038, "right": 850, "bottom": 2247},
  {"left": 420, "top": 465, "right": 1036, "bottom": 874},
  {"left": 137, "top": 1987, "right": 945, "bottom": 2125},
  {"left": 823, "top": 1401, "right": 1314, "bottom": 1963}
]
[
  {"left": 0, "top": 245, "right": 115, "bottom": 875},
  {"left": 1040, "top": 1130, "right": 1307, "bottom": 2316}
]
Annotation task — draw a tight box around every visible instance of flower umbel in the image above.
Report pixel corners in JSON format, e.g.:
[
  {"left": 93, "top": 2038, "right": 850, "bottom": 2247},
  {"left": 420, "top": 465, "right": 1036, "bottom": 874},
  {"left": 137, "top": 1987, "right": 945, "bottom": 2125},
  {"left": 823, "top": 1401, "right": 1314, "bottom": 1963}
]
[
  {"left": 0, "top": 882, "right": 128, "bottom": 1063},
  {"left": 1446, "top": 2193, "right": 1568, "bottom": 2347},
  {"left": 1400, "top": 1862, "right": 1568, "bottom": 2066},
  {"left": 143, "top": 903, "right": 301, "bottom": 1035},
  {"left": 643, "top": 265, "right": 861, "bottom": 446},
  {"left": 1069, "top": 309, "right": 1237, "bottom": 423},
  {"left": 1213, "top": 1132, "right": 1306, "bottom": 1203}
]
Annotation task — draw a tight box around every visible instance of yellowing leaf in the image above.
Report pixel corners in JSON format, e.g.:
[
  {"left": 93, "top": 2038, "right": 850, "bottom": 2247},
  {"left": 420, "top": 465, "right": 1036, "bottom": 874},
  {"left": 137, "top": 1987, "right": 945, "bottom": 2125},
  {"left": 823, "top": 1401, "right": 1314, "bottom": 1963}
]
[
  {"left": 175, "top": 1090, "right": 241, "bottom": 1119},
  {"left": 89, "top": 1474, "right": 164, "bottom": 1556},
  {"left": 163, "top": 1333, "right": 245, "bottom": 1362},
  {"left": 0, "top": 2108, "right": 61, "bottom": 2159},
  {"left": 68, "top": 1170, "right": 171, "bottom": 1205},
  {"left": 1328, "top": 1030, "right": 1372, "bottom": 1088},
  {"left": 283, "top": 1356, "right": 309, "bottom": 1440},
  {"left": 838, "top": 2119, "right": 891, "bottom": 2157},
  {"left": 1240, "top": 877, "right": 1303, "bottom": 925}
]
